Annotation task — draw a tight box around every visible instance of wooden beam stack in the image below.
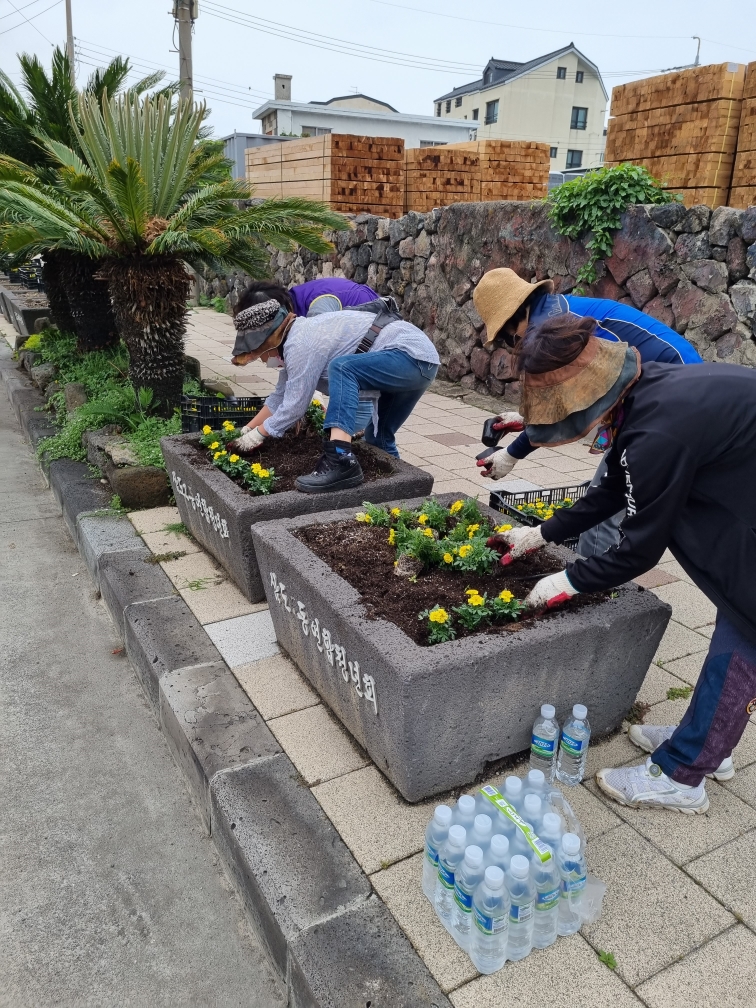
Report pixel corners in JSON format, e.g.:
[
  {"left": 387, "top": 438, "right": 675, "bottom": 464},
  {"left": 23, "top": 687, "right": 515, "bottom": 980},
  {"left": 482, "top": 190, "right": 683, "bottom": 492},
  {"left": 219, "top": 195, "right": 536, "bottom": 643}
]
[
  {"left": 245, "top": 134, "right": 405, "bottom": 216},
  {"left": 404, "top": 140, "right": 549, "bottom": 212},
  {"left": 730, "top": 62, "right": 756, "bottom": 209},
  {"left": 605, "top": 62, "right": 746, "bottom": 208}
]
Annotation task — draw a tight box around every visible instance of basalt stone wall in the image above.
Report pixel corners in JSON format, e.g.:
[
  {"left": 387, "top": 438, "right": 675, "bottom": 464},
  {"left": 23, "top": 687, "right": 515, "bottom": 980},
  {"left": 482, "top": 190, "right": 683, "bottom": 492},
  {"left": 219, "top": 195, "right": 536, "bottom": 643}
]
[{"left": 200, "top": 201, "right": 756, "bottom": 401}]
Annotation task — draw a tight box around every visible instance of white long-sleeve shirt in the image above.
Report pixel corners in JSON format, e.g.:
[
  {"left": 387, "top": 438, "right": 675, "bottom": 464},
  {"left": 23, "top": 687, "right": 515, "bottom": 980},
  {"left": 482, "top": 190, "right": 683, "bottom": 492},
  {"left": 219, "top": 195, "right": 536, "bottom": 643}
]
[{"left": 263, "top": 310, "right": 439, "bottom": 438}]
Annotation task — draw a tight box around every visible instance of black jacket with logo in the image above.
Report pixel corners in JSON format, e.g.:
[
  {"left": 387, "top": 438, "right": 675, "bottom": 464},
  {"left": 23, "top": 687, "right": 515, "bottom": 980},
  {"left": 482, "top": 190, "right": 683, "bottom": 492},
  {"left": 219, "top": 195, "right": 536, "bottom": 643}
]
[{"left": 541, "top": 362, "right": 756, "bottom": 644}]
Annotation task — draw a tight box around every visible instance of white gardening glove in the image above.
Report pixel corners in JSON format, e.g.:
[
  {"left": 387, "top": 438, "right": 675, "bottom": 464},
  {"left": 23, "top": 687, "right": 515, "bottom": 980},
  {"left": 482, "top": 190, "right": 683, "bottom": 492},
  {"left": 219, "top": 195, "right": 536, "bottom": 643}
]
[
  {"left": 476, "top": 449, "right": 517, "bottom": 480},
  {"left": 492, "top": 411, "right": 525, "bottom": 433},
  {"left": 524, "top": 570, "right": 579, "bottom": 610},
  {"left": 486, "top": 525, "right": 545, "bottom": 566},
  {"left": 233, "top": 425, "right": 266, "bottom": 451}
]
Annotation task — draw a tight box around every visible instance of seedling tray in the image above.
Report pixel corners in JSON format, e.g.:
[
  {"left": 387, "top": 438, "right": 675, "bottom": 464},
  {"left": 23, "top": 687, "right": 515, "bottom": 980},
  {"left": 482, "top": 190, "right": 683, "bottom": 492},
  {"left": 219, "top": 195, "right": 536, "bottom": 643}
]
[
  {"left": 489, "top": 482, "right": 590, "bottom": 552},
  {"left": 180, "top": 393, "right": 266, "bottom": 433}
]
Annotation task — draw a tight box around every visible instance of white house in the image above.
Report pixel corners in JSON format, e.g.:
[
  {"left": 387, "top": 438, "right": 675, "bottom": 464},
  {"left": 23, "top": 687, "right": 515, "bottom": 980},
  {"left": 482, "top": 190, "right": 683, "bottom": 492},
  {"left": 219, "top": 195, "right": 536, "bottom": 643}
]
[
  {"left": 253, "top": 75, "right": 474, "bottom": 149},
  {"left": 434, "top": 44, "right": 608, "bottom": 171}
]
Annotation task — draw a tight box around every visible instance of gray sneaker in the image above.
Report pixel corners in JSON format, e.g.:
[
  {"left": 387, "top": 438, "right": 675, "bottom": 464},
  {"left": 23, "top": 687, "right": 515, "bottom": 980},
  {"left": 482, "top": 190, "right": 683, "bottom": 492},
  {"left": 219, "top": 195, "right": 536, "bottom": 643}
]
[
  {"left": 628, "top": 724, "right": 734, "bottom": 781},
  {"left": 596, "top": 758, "right": 709, "bottom": 814}
]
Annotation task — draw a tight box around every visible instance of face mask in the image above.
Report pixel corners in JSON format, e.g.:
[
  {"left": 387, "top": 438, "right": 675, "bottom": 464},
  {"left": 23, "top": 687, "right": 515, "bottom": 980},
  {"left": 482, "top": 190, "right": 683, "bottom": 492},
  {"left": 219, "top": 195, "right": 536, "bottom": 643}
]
[{"left": 266, "top": 354, "right": 283, "bottom": 369}]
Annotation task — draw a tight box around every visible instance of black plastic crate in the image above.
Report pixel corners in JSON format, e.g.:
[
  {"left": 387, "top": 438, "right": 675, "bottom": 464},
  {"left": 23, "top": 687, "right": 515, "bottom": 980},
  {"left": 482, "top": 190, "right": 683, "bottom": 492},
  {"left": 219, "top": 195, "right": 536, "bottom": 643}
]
[
  {"left": 489, "top": 482, "right": 590, "bottom": 552},
  {"left": 180, "top": 394, "right": 267, "bottom": 433}
]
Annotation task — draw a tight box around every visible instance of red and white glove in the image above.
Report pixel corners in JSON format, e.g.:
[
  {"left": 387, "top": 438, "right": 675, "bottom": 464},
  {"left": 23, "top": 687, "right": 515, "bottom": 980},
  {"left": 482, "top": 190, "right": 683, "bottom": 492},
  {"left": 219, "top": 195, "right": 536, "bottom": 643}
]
[
  {"left": 233, "top": 425, "right": 266, "bottom": 451},
  {"left": 486, "top": 525, "right": 545, "bottom": 566},
  {"left": 492, "top": 411, "right": 525, "bottom": 433},
  {"left": 524, "top": 570, "right": 579, "bottom": 610},
  {"left": 477, "top": 449, "right": 517, "bottom": 480}
]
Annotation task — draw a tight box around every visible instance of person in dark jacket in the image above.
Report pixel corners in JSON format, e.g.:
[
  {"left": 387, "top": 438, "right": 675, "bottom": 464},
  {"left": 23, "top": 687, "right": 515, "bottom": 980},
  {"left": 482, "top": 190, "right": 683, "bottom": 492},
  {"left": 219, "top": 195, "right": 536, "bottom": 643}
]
[
  {"left": 488, "top": 313, "right": 756, "bottom": 814},
  {"left": 471, "top": 268, "right": 702, "bottom": 556}
]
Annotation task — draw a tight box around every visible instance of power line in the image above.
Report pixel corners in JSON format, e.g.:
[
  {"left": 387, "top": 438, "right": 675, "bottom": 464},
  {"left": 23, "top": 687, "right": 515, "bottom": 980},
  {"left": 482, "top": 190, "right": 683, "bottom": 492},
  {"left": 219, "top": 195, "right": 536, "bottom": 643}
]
[
  {"left": 0, "top": 0, "right": 55, "bottom": 21},
  {"left": 0, "top": 0, "right": 59, "bottom": 40}
]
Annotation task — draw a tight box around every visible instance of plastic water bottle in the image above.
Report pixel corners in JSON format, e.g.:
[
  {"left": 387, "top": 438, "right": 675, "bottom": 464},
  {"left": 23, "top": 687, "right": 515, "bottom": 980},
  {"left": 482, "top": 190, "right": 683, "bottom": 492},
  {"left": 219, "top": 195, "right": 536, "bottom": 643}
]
[
  {"left": 556, "top": 704, "right": 591, "bottom": 785},
  {"left": 523, "top": 767, "right": 547, "bottom": 800},
  {"left": 469, "top": 866, "right": 508, "bottom": 975},
  {"left": 435, "top": 825, "right": 467, "bottom": 927},
  {"left": 522, "top": 794, "right": 544, "bottom": 836},
  {"left": 422, "top": 805, "right": 453, "bottom": 901},
  {"left": 541, "top": 812, "right": 563, "bottom": 852},
  {"left": 511, "top": 821, "right": 534, "bottom": 863},
  {"left": 503, "top": 776, "right": 524, "bottom": 813},
  {"left": 532, "top": 851, "right": 561, "bottom": 949},
  {"left": 506, "top": 854, "right": 535, "bottom": 961},
  {"left": 468, "top": 814, "right": 493, "bottom": 853},
  {"left": 530, "top": 704, "right": 560, "bottom": 780},
  {"left": 451, "top": 845, "right": 485, "bottom": 950},
  {"left": 452, "top": 794, "right": 477, "bottom": 831},
  {"left": 557, "top": 832, "right": 587, "bottom": 936},
  {"left": 484, "top": 834, "right": 511, "bottom": 873}
]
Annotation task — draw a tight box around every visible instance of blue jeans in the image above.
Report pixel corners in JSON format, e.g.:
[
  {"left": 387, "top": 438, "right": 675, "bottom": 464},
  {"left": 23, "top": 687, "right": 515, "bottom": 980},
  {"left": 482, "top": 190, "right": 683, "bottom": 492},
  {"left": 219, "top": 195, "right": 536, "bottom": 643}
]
[{"left": 324, "top": 349, "right": 438, "bottom": 457}]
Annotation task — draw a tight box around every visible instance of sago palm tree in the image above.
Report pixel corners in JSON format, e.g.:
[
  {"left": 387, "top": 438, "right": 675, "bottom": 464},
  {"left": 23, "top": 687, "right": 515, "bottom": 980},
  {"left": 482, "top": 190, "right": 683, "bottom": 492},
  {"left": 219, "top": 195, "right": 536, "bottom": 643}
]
[
  {"left": 0, "top": 90, "right": 349, "bottom": 408},
  {"left": 0, "top": 47, "right": 167, "bottom": 347}
]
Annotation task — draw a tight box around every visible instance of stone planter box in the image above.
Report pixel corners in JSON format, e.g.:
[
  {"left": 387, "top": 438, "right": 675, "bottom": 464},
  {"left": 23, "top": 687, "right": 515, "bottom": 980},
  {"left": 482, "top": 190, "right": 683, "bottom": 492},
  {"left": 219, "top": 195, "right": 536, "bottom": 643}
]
[
  {"left": 0, "top": 284, "right": 48, "bottom": 337},
  {"left": 251, "top": 493, "right": 672, "bottom": 802},
  {"left": 161, "top": 433, "right": 434, "bottom": 603}
]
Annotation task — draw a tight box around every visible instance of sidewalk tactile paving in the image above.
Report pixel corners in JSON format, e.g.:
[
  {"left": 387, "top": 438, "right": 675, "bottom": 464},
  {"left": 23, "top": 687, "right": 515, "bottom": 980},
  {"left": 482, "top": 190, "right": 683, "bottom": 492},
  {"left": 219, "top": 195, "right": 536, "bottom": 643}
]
[
  {"left": 267, "top": 704, "right": 370, "bottom": 785},
  {"left": 233, "top": 653, "right": 320, "bottom": 720},
  {"left": 204, "top": 610, "right": 279, "bottom": 667}
]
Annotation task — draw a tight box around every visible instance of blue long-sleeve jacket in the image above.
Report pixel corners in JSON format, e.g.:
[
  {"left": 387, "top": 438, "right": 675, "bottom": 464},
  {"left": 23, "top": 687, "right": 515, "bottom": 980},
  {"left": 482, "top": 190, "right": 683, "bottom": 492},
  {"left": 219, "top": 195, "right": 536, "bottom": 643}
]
[{"left": 507, "top": 292, "right": 702, "bottom": 459}]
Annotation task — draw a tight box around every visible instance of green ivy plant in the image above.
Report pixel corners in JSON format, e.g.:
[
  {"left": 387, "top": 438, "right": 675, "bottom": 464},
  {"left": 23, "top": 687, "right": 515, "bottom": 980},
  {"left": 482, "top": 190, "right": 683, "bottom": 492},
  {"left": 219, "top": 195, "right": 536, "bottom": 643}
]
[{"left": 545, "top": 164, "right": 680, "bottom": 290}]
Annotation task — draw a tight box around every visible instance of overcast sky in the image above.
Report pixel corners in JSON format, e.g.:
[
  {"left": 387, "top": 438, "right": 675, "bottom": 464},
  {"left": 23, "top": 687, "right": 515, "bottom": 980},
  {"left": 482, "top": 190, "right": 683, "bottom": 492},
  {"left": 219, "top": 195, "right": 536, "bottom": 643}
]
[{"left": 1, "top": 0, "right": 754, "bottom": 138}]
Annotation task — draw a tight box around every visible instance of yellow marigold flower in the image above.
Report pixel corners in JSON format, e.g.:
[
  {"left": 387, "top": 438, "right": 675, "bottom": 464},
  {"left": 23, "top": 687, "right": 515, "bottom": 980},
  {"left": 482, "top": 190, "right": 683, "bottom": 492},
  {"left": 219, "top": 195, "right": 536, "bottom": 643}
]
[
  {"left": 259, "top": 469, "right": 270, "bottom": 477},
  {"left": 458, "top": 544, "right": 472, "bottom": 557},
  {"left": 202, "top": 425, "right": 212, "bottom": 434},
  {"left": 422, "top": 528, "right": 434, "bottom": 538},
  {"left": 498, "top": 590, "right": 514, "bottom": 602},
  {"left": 390, "top": 507, "right": 401, "bottom": 517},
  {"left": 535, "top": 500, "right": 544, "bottom": 505},
  {"left": 563, "top": 498, "right": 573, "bottom": 504},
  {"left": 209, "top": 441, "right": 220, "bottom": 450},
  {"left": 468, "top": 594, "right": 485, "bottom": 607},
  {"left": 418, "top": 514, "right": 429, "bottom": 525},
  {"left": 449, "top": 500, "right": 463, "bottom": 514},
  {"left": 388, "top": 529, "right": 396, "bottom": 545},
  {"left": 443, "top": 553, "right": 453, "bottom": 563},
  {"left": 311, "top": 399, "right": 320, "bottom": 406},
  {"left": 467, "top": 524, "right": 480, "bottom": 533},
  {"left": 355, "top": 512, "right": 373, "bottom": 523},
  {"left": 429, "top": 608, "right": 449, "bottom": 624},
  {"left": 229, "top": 454, "right": 239, "bottom": 463},
  {"left": 465, "top": 587, "right": 478, "bottom": 595},
  {"left": 222, "top": 420, "right": 235, "bottom": 430},
  {"left": 494, "top": 523, "right": 513, "bottom": 533},
  {"left": 213, "top": 451, "right": 226, "bottom": 460},
  {"left": 251, "top": 462, "right": 262, "bottom": 473}
]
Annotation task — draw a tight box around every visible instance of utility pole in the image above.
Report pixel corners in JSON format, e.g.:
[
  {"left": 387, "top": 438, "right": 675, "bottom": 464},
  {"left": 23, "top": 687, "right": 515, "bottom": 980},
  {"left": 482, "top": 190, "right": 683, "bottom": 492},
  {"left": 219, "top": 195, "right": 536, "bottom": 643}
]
[
  {"left": 65, "top": 0, "right": 74, "bottom": 81},
  {"left": 173, "top": 1, "right": 196, "bottom": 102}
]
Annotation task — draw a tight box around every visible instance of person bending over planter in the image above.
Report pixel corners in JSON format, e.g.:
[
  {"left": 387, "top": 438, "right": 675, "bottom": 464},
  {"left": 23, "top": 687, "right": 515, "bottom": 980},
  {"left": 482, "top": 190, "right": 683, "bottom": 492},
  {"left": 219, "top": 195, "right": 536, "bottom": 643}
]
[
  {"left": 471, "top": 268, "right": 702, "bottom": 557},
  {"left": 227, "top": 297, "right": 439, "bottom": 493},
  {"left": 240, "top": 277, "right": 379, "bottom": 317},
  {"left": 488, "top": 313, "right": 756, "bottom": 815}
]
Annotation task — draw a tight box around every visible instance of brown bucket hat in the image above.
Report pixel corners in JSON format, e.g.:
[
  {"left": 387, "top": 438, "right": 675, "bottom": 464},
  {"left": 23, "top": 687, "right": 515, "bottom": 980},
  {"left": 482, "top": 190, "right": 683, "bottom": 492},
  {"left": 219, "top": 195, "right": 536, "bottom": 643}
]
[
  {"left": 473, "top": 268, "right": 554, "bottom": 346},
  {"left": 521, "top": 336, "right": 636, "bottom": 426}
]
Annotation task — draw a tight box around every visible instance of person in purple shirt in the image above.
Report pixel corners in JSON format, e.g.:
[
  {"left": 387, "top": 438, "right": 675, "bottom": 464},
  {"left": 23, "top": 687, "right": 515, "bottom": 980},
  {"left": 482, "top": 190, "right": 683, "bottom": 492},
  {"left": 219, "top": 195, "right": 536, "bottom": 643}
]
[{"left": 239, "top": 278, "right": 379, "bottom": 318}]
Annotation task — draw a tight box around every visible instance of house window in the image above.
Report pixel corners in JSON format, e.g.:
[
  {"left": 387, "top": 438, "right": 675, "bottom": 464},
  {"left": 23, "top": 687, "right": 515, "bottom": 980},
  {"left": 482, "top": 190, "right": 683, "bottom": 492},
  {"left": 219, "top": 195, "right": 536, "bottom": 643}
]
[
  {"left": 472, "top": 108, "right": 479, "bottom": 120},
  {"left": 455, "top": 96, "right": 462, "bottom": 107},
  {"left": 435, "top": 103, "right": 441, "bottom": 117},
  {"left": 301, "top": 126, "right": 331, "bottom": 137},
  {"left": 600, "top": 153, "right": 604, "bottom": 162},
  {"left": 575, "top": 70, "right": 584, "bottom": 83},
  {"left": 445, "top": 100, "right": 451, "bottom": 113},
  {"left": 556, "top": 66, "right": 567, "bottom": 79},
  {"left": 566, "top": 149, "right": 583, "bottom": 169},
  {"left": 570, "top": 106, "right": 588, "bottom": 130},
  {"left": 420, "top": 140, "right": 447, "bottom": 147},
  {"left": 484, "top": 99, "right": 499, "bottom": 125},
  {"left": 549, "top": 146, "right": 558, "bottom": 159}
]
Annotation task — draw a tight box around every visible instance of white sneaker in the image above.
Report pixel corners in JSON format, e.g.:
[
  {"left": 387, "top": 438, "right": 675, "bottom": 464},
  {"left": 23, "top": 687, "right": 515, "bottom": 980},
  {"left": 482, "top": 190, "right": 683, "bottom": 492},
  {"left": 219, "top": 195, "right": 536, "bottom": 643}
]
[
  {"left": 596, "top": 758, "right": 709, "bottom": 814},
  {"left": 628, "top": 724, "right": 735, "bottom": 781}
]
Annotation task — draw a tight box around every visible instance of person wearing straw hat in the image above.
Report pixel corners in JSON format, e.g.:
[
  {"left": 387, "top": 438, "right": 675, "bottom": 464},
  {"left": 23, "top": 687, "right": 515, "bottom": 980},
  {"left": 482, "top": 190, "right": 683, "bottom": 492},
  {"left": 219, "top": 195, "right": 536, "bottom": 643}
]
[
  {"left": 487, "top": 311, "right": 756, "bottom": 814},
  {"left": 471, "top": 268, "right": 701, "bottom": 556}
]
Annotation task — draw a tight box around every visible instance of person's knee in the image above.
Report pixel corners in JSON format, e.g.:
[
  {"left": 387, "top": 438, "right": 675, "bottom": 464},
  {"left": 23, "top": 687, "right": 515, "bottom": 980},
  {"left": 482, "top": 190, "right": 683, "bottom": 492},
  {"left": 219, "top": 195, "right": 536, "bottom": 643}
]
[{"left": 327, "top": 356, "right": 353, "bottom": 382}]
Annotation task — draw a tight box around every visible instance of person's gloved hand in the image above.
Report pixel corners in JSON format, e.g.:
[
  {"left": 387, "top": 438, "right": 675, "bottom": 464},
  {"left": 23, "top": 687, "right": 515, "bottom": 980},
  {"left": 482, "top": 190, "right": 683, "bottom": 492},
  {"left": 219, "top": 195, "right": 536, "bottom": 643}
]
[
  {"left": 231, "top": 425, "right": 266, "bottom": 452},
  {"left": 524, "top": 570, "right": 579, "bottom": 610},
  {"left": 477, "top": 449, "right": 517, "bottom": 480},
  {"left": 492, "top": 411, "right": 525, "bottom": 433},
  {"left": 486, "top": 525, "right": 545, "bottom": 566}
]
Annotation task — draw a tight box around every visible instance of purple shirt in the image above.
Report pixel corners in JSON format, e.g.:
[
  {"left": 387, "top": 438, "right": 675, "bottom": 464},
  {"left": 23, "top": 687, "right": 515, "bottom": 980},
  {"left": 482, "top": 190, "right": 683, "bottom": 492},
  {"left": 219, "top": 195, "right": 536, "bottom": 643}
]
[{"left": 289, "top": 278, "right": 378, "bottom": 316}]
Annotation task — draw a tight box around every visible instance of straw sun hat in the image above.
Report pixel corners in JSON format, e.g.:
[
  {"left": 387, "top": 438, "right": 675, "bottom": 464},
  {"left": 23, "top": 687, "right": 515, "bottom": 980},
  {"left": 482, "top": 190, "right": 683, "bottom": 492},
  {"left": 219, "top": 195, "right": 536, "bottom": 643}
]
[{"left": 473, "top": 268, "right": 554, "bottom": 346}]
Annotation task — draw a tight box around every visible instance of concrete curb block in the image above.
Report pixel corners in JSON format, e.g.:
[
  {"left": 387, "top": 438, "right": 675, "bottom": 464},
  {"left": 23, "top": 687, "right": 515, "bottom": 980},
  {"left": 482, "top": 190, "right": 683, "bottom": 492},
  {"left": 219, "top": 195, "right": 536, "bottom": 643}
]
[{"left": 1, "top": 353, "right": 455, "bottom": 1006}]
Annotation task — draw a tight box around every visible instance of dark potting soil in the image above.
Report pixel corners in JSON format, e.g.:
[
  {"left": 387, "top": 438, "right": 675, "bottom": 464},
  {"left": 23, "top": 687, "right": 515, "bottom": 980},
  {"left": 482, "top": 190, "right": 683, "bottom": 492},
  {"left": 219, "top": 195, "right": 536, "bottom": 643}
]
[
  {"left": 188, "top": 428, "right": 394, "bottom": 494},
  {"left": 296, "top": 519, "right": 611, "bottom": 645}
]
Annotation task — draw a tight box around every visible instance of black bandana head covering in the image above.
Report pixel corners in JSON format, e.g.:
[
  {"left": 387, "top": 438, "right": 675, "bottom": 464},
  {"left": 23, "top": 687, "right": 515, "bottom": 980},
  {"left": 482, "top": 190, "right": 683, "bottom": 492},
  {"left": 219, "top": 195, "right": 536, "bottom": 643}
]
[{"left": 232, "top": 298, "right": 288, "bottom": 355}]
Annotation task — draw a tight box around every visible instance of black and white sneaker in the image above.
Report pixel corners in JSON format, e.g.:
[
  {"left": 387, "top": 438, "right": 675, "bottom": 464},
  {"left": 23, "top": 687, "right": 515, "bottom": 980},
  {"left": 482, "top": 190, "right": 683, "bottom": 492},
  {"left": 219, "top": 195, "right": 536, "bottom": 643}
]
[{"left": 295, "top": 439, "right": 364, "bottom": 494}]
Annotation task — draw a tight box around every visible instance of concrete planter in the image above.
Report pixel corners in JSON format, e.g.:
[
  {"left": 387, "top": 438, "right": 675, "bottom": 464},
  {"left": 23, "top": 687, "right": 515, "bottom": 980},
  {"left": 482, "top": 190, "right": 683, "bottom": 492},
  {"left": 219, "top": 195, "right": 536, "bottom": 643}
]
[
  {"left": 0, "top": 284, "right": 48, "bottom": 337},
  {"left": 161, "top": 433, "right": 434, "bottom": 603},
  {"left": 251, "top": 493, "right": 672, "bottom": 802}
]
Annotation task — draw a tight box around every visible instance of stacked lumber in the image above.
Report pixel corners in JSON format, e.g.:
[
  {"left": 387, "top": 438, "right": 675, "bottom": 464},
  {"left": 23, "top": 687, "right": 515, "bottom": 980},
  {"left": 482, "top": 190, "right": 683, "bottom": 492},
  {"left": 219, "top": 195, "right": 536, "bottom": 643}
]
[
  {"left": 605, "top": 62, "right": 746, "bottom": 208},
  {"left": 404, "top": 140, "right": 549, "bottom": 212},
  {"left": 245, "top": 134, "right": 404, "bottom": 216},
  {"left": 730, "top": 61, "right": 756, "bottom": 209}
]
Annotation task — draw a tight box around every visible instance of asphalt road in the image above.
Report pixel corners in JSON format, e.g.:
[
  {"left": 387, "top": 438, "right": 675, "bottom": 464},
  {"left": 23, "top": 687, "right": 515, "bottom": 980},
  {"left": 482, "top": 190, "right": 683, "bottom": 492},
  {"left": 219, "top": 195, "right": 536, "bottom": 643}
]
[{"left": 0, "top": 379, "right": 284, "bottom": 1007}]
